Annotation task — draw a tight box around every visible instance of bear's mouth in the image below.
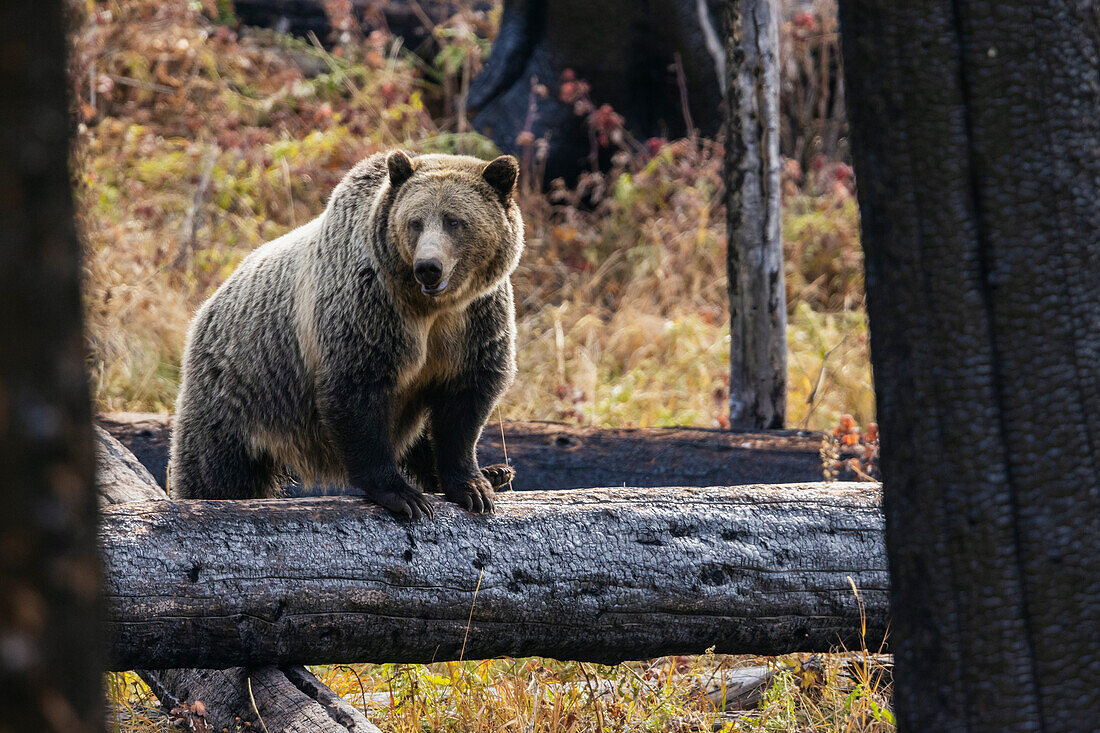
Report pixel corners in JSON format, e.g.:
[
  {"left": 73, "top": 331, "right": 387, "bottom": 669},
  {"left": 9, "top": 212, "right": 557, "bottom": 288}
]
[{"left": 421, "top": 279, "right": 450, "bottom": 296}]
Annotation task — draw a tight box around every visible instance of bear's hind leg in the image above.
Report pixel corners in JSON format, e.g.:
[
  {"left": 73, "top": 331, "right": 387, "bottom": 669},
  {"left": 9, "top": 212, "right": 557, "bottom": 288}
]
[{"left": 172, "top": 426, "right": 278, "bottom": 500}]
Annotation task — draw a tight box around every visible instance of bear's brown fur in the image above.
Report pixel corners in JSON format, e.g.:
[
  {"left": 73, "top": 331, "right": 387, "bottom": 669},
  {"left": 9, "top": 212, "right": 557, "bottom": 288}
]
[{"left": 169, "top": 150, "right": 523, "bottom": 518}]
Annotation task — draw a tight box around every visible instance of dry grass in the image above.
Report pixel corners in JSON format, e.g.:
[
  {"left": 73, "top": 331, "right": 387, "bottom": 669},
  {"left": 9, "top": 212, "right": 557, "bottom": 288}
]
[
  {"left": 80, "top": 1, "right": 885, "bottom": 730},
  {"left": 79, "top": 125, "right": 871, "bottom": 429},
  {"left": 107, "top": 650, "right": 894, "bottom": 732},
  {"left": 74, "top": 0, "right": 872, "bottom": 430}
]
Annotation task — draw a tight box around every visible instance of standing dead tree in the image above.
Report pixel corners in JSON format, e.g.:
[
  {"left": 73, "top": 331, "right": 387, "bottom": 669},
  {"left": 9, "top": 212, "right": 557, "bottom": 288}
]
[
  {"left": 841, "top": 0, "right": 1100, "bottom": 728},
  {"left": 724, "top": 0, "right": 787, "bottom": 429},
  {"left": 0, "top": 0, "right": 104, "bottom": 729}
]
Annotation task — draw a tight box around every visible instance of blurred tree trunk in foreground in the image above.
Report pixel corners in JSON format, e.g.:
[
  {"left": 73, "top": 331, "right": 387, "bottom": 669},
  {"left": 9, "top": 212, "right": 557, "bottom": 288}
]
[
  {"left": 724, "top": 0, "right": 787, "bottom": 430},
  {"left": 0, "top": 0, "right": 103, "bottom": 730},
  {"left": 841, "top": 1, "right": 1100, "bottom": 730}
]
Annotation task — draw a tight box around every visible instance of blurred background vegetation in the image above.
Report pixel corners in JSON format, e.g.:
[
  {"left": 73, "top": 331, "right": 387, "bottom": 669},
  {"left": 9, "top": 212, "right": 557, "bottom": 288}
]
[{"left": 73, "top": 0, "right": 872, "bottom": 434}]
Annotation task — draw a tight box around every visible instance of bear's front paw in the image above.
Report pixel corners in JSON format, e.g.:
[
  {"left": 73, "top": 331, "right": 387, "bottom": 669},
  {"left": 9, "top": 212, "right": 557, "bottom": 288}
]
[
  {"left": 481, "top": 463, "right": 515, "bottom": 490},
  {"left": 364, "top": 481, "right": 435, "bottom": 521},
  {"left": 443, "top": 475, "right": 495, "bottom": 514}
]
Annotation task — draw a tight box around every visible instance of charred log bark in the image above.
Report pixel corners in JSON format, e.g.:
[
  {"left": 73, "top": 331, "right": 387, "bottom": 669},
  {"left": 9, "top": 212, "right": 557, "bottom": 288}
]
[
  {"left": 138, "top": 667, "right": 382, "bottom": 733},
  {"left": 97, "top": 412, "right": 826, "bottom": 494},
  {"left": 95, "top": 428, "right": 383, "bottom": 733},
  {"left": 100, "top": 483, "right": 887, "bottom": 670},
  {"left": 840, "top": 0, "right": 1100, "bottom": 728},
  {"left": 96, "top": 426, "right": 164, "bottom": 506}
]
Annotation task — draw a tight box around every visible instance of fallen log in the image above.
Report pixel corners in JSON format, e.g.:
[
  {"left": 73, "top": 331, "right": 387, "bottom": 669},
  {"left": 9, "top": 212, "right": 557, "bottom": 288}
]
[
  {"left": 97, "top": 412, "right": 826, "bottom": 493},
  {"left": 101, "top": 482, "right": 887, "bottom": 670},
  {"left": 96, "top": 425, "right": 163, "bottom": 505},
  {"left": 96, "top": 427, "right": 383, "bottom": 733},
  {"left": 139, "top": 666, "right": 381, "bottom": 733}
]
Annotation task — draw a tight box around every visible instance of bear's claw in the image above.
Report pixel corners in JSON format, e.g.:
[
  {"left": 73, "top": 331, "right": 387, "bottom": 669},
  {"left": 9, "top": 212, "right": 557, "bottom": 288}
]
[
  {"left": 369, "top": 483, "right": 435, "bottom": 521},
  {"left": 444, "top": 475, "right": 495, "bottom": 514},
  {"left": 481, "top": 463, "right": 514, "bottom": 489}
]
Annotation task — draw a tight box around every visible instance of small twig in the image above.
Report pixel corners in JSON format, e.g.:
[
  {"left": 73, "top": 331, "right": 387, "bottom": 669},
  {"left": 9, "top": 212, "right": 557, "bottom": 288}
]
[
  {"left": 331, "top": 664, "right": 370, "bottom": 720},
  {"left": 246, "top": 676, "right": 269, "bottom": 733},
  {"left": 456, "top": 50, "right": 472, "bottom": 135},
  {"left": 173, "top": 145, "right": 217, "bottom": 270},
  {"left": 673, "top": 52, "right": 696, "bottom": 139},
  {"left": 307, "top": 31, "right": 361, "bottom": 97},
  {"left": 280, "top": 157, "right": 296, "bottom": 227},
  {"left": 459, "top": 567, "right": 485, "bottom": 661},
  {"left": 107, "top": 73, "right": 175, "bottom": 95},
  {"left": 801, "top": 332, "right": 854, "bottom": 429},
  {"left": 89, "top": 60, "right": 97, "bottom": 111},
  {"left": 497, "top": 406, "right": 513, "bottom": 490},
  {"left": 578, "top": 662, "right": 606, "bottom": 731},
  {"left": 407, "top": 0, "right": 436, "bottom": 35},
  {"left": 518, "top": 75, "right": 542, "bottom": 195}
]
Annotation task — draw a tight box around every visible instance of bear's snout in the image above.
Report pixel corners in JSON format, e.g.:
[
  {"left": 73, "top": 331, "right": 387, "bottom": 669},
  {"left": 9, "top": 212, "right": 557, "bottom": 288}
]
[{"left": 414, "top": 258, "right": 448, "bottom": 294}]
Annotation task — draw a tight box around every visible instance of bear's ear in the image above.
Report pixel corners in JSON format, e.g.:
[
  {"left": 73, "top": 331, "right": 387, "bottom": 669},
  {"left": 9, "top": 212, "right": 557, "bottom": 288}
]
[
  {"left": 387, "top": 150, "right": 415, "bottom": 189},
  {"left": 482, "top": 155, "right": 519, "bottom": 202}
]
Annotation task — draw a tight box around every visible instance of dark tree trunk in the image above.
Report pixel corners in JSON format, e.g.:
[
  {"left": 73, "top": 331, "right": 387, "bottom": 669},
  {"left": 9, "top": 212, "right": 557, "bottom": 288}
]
[
  {"left": 469, "top": 0, "right": 727, "bottom": 183},
  {"left": 97, "top": 413, "right": 825, "bottom": 493},
  {"left": 100, "top": 484, "right": 887, "bottom": 670},
  {"left": 95, "top": 428, "right": 383, "bottom": 732},
  {"left": 0, "top": 0, "right": 103, "bottom": 729},
  {"left": 840, "top": 2, "right": 1100, "bottom": 730},
  {"left": 724, "top": 0, "right": 787, "bottom": 430}
]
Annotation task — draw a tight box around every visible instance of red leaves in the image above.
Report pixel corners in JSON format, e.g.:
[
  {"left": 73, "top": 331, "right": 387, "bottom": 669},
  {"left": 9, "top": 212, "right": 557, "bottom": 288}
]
[
  {"left": 169, "top": 701, "right": 213, "bottom": 732},
  {"left": 558, "top": 70, "right": 624, "bottom": 147},
  {"left": 558, "top": 71, "right": 589, "bottom": 105},
  {"left": 590, "top": 104, "right": 625, "bottom": 147},
  {"left": 824, "top": 415, "right": 880, "bottom": 481}
]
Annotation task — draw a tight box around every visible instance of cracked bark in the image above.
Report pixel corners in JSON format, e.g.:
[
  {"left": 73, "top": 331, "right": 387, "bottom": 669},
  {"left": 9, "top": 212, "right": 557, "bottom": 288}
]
[
  {"left": 724, "top": 0, "right": 787, "bottom": 429},
  {"left": 840, "top": 1, "right": 1100, "bottom": 729},
  {"left": 95, "top": 428, "right": 382, "bottom": 733},
  {"left": 97, "top": 452, "right": 887, "bottom": 668}
]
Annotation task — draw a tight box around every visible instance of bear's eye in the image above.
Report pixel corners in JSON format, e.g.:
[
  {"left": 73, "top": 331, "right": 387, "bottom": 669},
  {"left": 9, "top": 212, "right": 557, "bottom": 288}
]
[
  {"left": 444, "top": 216, "right": 465, "bottom": 230},
  {"left": 409, "top": 219, "right": 423, "bottom": 233}
]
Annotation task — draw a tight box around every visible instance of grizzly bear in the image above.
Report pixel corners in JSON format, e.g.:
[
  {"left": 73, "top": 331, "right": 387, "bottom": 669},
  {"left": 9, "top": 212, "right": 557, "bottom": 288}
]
[{"left": 168, "top": 150, "right": 523, "bottom": 519}]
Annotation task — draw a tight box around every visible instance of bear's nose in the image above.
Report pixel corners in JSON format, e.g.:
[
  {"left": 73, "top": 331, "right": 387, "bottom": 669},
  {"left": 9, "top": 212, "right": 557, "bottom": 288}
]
[{"left": 413, "top": 258, "right": 444, "bottom": 287}]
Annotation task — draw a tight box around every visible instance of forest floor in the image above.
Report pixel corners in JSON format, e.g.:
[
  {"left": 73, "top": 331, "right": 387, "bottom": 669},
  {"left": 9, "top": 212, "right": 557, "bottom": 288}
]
[{"left": 76, "top": 1, "right": 887, "bottom": 730}]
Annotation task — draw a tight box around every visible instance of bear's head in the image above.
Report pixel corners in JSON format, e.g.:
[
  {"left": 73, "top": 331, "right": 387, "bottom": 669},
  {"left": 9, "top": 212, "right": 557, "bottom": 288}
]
[{"left": 383, "top": 150, "right": 523, "bottom": 309}]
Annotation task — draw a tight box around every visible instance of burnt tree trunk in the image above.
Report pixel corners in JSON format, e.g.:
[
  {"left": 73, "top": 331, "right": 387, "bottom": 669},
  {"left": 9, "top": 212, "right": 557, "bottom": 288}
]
[
  {"left": 0, "top": 0, "right": 104, "bottom": 729},
  {"left": 468, "top": 0, "right": 728, "bottom": 183},
  {"left": 100, "top": 483, "right": 886, "bottom": 670},
  {"left": 840, "top": 1, "right": 1100, "bottom": 730},
  {"left": 95, "top": 428, "right": 382, "bottom": 733},
  {"left": 97, "top": 412, "right": 827, "bottom": 493},
  {"left": 724, "top": 0, "right": 787, "bottom": 430}
]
